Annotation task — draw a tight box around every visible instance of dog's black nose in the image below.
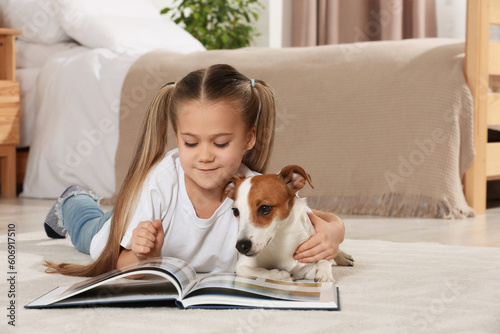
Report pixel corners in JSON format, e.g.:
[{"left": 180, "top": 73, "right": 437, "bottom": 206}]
[{"left": 236, "top": 239, "right": 252, "bottom": 254}]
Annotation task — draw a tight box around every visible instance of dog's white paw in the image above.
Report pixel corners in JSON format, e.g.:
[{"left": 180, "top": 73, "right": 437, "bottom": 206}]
[
  {"left": 314, "top": 268, "right": 335, "bottom": 282},
  {"left": 314, "top": 261, "right": 335, "bottom": 282},
  {"left": 267, "top": 269, "right": 293, "bottom": 282}
]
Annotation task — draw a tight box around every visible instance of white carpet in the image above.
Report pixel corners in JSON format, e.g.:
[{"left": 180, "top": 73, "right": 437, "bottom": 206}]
[{"left": 1, "top": 230, "right": 499, "bottom": 334}]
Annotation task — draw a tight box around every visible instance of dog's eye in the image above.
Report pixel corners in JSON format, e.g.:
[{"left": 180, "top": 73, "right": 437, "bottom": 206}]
[
  {"left": 232, "top": 208, "right": 240, "bottom": 217},
  {"left": 258, "top": 205, "right": 272, "bottom": 216}
]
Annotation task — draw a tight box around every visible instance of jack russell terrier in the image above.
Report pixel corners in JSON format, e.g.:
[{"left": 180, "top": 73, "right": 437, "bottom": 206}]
[{"left": 222, "top": 165, "right": 354, "bottom": 282}]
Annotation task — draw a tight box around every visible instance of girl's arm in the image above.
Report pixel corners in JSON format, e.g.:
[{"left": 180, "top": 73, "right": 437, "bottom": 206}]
[
  {"left": 293, "top": 209, "right": 345, "bottom": 263},
  {"left": 117, "top": 248, "right": 140, "bottom": 270}
]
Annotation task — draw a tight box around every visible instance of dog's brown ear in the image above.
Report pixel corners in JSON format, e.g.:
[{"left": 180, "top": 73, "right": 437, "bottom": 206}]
[
  {"left": 278, "top": 165, "right": 314, "bottom": 194},
  {"left": 221, "top": 174, "right": 247, "bottom": 201}
]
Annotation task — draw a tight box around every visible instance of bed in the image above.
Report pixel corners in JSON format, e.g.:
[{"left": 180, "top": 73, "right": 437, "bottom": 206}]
[{"left": 4, "top": 0, "right": 498, "bottom": 217}]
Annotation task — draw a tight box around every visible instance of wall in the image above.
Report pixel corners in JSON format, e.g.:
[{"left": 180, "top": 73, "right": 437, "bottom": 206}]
[
  {"left": 435, "top": 0, "right": 466, "bottom": 39},
  {"left": 435, "top": 0, "right": 500, "bottom": 41},
  {"left": 150, "top": 0, "right": 175, "bottom": 11}
]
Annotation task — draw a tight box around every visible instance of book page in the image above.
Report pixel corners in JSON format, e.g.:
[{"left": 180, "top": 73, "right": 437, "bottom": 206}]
[
  {"left": 186, "top": 274, "right": 336, "bottom": 302},
  {"left": 60, "top": 277, "right": 179, "bottom": 305},
  {"left": 139, "top": 257, "right": 197, "bottom": 292},
  {"left": 25, "top": 277, "right": 180, "bottom": 308},
  {"left": 47, "top": 257, "right": 197, "bottom": 305}
]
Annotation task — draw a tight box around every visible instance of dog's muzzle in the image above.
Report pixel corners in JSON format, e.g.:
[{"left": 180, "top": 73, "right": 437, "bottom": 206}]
[{"left": 236, "top": 239, "right": 252, "bottom": 255}]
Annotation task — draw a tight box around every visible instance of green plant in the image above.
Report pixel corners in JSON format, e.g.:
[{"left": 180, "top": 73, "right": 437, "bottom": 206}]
[{"left": 161, "top": 0, "right": 264, "bottom": 50}]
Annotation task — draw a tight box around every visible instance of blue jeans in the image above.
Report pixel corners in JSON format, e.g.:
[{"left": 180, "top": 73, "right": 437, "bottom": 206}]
[{"left": 58, "top": 192, "right": 112, "bottom": 254}]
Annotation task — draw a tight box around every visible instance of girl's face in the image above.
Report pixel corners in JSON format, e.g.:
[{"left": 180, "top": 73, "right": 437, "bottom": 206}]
[{"left": 175, "top": 99, "right": 256, "bottom": 195}]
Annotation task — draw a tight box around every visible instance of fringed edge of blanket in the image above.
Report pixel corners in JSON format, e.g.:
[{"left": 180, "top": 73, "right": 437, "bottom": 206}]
[{"left": 306, "top": 193, "right": 475, "bottom": 219}]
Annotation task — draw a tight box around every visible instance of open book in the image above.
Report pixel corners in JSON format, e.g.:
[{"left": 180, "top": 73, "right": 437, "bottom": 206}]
[{"left": 26, "top": 257, "right": 340, "bottom": 310}]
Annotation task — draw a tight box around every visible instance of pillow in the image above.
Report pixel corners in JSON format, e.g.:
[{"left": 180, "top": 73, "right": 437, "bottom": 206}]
[
  {"left": 56, "top": 15, "right": 205, "bottom": 54},
  {"left": 2, "top": 0, "right": 72, "bottom": 44},
  {"left": 53, "top": 0, "right": 161, "bottom": 18},
  {"left": 16, "top": 40, "right": 81, "bottom": 68},
  {"left": 54, "top": 0, "right": 205, "bottom": 53}
]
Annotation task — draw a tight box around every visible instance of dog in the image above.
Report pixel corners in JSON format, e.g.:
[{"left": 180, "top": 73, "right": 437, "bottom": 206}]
[{"left": 222, "top": 165, "right": 354, "bottom": 282}]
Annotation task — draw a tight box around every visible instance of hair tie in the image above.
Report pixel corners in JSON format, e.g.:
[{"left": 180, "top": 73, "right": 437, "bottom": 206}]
[
  {"left": 250, "top": 79, "right": 255, "bottom": 88},
  {"left": 174, "top": 82, "right": 177, "bottom": 88}
]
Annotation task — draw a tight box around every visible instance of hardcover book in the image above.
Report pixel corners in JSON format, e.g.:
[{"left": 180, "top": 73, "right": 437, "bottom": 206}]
[{"left": 25, "top": 257, "right": 340, "bottom": 310}]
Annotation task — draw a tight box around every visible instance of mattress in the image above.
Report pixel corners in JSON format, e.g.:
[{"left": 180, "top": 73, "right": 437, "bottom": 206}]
[
  {"left": 16, "top": 68, "right": 39, "bottom": 147},
  {"left": 15, "top": 41, "right": 84, "bottom": 147}
]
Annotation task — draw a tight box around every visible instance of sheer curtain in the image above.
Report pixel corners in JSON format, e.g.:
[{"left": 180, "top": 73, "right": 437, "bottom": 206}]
[{"left": 292, "top": 0, "right": 437, "bottom": 46}]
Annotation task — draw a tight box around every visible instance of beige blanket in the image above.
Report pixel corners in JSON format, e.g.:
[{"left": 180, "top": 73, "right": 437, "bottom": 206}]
[{"left": 115, "top": 39, "right": 474, "bottom": 218}]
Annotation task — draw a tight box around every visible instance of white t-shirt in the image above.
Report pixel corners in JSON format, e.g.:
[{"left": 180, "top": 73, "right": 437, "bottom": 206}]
[{"left": 89, "top": 148, "right": 258, "bottom": 273}]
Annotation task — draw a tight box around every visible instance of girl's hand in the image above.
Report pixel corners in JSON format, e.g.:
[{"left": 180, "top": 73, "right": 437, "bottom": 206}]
[
  {"left": 130, "top": 219, "right": 165, "bottom": 260},
  {"left": 293, "top": 211, "right": 345, "bottom": 263}
]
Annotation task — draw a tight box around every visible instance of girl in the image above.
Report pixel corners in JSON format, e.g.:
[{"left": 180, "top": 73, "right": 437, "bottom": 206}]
[{"left": 44, "top": 64, "right": 345, "bottom": 277}]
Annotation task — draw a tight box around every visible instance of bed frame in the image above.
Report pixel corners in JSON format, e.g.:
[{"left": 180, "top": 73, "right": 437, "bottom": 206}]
[{"left": 464, "top": 0, "right": 500, "bottom": 214}]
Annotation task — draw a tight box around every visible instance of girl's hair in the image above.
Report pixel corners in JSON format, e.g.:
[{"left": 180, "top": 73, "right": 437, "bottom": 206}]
[{"left": 44, "top": 64, "right": 277, "bottom": 277}]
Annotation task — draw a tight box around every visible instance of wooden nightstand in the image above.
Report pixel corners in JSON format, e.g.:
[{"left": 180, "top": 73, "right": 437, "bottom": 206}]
[{"left": 0, "top": 28, "right": 21, "bottom": 198}]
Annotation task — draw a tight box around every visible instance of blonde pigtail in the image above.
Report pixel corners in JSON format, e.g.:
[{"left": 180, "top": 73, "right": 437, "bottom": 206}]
[{"left": 243, "top": 80, "right": 277, "bottom": 174}]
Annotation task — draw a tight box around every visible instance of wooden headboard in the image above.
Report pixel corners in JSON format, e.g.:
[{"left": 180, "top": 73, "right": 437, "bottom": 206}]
[{"left": 464, "top": 0, "right": 500, "bottom": 214}]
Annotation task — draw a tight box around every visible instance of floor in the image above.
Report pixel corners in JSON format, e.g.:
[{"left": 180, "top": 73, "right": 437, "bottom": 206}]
[{"left": 2, "top": 197, "right": 500, "bottom": 248}]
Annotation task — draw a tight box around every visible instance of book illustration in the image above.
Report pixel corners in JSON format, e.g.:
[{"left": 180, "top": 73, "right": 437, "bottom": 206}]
[{"left": 190, "top": 274, "right": 335, "bottom": 302}]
